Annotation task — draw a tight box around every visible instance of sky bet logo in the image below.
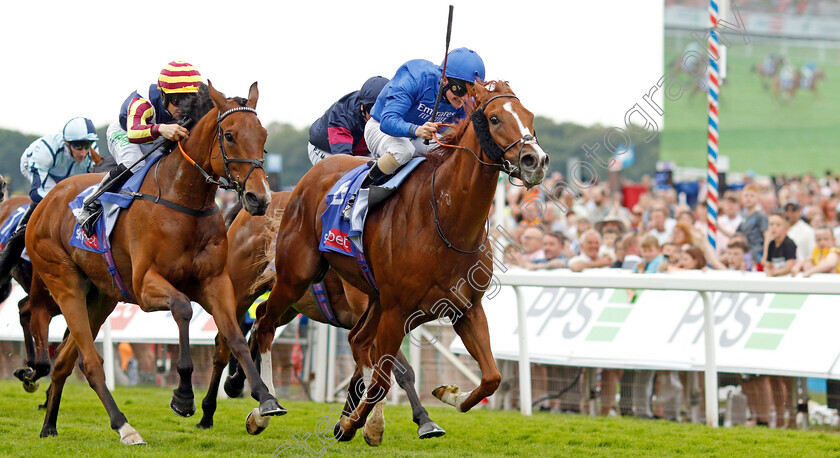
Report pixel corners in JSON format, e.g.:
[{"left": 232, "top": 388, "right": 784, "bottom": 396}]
[{"left": 324, "top": 228, "right": 351, "bottom": 254}]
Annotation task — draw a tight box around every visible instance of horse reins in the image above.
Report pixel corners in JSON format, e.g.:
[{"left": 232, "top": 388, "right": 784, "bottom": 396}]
[
  {"left": 179, "top": 106, "right": 265, "bottom": 196},
  {"left": 428, "top": 93, "right": 540, "bottom": 254}
]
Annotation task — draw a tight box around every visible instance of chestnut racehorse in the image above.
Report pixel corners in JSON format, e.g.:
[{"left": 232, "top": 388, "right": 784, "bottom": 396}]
[
  {"left": 196, "top": 192, "right": 445, "bottom": 441},
  {"left": 24, "top": 82, "right": 284, "bottom": 444},
  {"left": 253, "top": 81, "right": 549, "bottom": 445}
]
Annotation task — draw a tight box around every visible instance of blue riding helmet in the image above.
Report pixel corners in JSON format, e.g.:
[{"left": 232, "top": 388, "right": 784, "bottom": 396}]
[
  {"left": 359, "top": 76, "right": 390, "bottom": 107},
  {"left": 443, "top": 48, "right": 485, "bottom": 83},
  {"left": 63, "top": 117, "right": 99, "bottom": 142}
]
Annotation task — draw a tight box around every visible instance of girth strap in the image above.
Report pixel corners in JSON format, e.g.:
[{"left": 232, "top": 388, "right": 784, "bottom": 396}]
[
  {"left": 120, "top": 191, "right": 219, "bottom": 217},
  {"left": 310, "top": 282, "right": 342, "bottom": 327}
]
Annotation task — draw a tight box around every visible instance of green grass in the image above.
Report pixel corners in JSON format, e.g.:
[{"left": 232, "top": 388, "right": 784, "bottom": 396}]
[
  {"left": 1, "top": 380, "right": 840, "bottom": 456},
  {"left": 662, "top": 39, "right": 840, "bottom": 175}
]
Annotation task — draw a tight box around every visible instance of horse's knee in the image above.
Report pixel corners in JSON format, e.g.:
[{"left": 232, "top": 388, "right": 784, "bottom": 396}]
[
  {"left": 170, "top": 296, "right": 193, "bottom": 323},
  {"left": 483, "top": 373, "right": 502, "bottom": 394}
]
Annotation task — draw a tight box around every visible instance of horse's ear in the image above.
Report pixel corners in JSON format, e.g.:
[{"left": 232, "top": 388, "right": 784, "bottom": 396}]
[
  {"left": 246, "top": 82, "right": 259, "bottom": 109},
  {"left": 207, "top": 80, "right": 228, "bottom": 110},
  {"left": 473, "top": 80, "right": 489, "bottom": 101}
]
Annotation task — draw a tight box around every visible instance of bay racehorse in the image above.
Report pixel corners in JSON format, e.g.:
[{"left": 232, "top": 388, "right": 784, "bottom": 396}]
[
  {"left": 0, "top": 196, "right": 51, "bottom": 392},
  {"left": 24, "top": 82, "right": 285, "bottom": 444},
  {"left": 196, "top": 192, "right": 445, "bottom": 441},
  {"left": 252, "top": 81, "right": 549, "bottom": 445}
]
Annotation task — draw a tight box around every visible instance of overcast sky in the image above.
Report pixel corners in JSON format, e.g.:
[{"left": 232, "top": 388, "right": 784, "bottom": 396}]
[{"left": 1, "top": 0, "right": 663, "bottom": 137}]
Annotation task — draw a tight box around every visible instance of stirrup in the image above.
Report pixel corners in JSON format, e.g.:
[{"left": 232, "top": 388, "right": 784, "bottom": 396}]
[
  {"left": 341, "top": 195, "right": 356, "bottom": 222},
  {"left": 77, "top": 203, "right": 102, "bottom": 237}
]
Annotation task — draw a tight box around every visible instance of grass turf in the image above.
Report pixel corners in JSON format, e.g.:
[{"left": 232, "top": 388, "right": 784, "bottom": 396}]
[
  {"left": 1, "top": 380, "right": 839, "bottom": 456},
  {"left": 662, "top": 38, "right": 840, "bottom": 176}
]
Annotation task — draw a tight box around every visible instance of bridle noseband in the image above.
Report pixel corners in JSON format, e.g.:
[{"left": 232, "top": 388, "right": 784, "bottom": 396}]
[
  {"left": 470, "top": 93, "right": 539, "bottom": 179},
  {"left": 181, "top": 106, "right": 265, "bottom": 197}
]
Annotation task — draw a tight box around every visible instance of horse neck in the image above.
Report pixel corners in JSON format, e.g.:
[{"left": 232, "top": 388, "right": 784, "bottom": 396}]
[
  {"left": 155, "top": 119, "right": 219, "bottom": 210},
  {"left": 430, "top": 128, "right": 500, "bottom": 244}
]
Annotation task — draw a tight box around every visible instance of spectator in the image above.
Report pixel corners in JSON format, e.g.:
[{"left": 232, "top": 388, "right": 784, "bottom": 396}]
[
  {"left": 784, "top": 201, "right": 815, "bottom": 261},
  {"left": 637, "top": 236, "right": 665, "bottom": 274},
  {"left": 619, "top": 233, "right": 643, "bottom": 271},
  {"left": 671, "top": 222, "right": 696, "bottom": 247},
  {"left": 519, "top": 227, "right": 546, "bottom": 263},
  {"left": 737, "top": 184, "right": 768, "bottom": 263},
  {"left": 646, "top": 208, "right": 673, "bottom": 245},
  {"left": 668, "top": 245, "right": 706, "bottom": 271},
  {"left": 717, "top": 196, "right": 742, "bottom": 255},
  {"left": 599, "top": 227, "right": 620, "bottom": 259},
  {"left": 763, "top": 212, "right": 797, "bottom": 277},
  {"left": 660, "top": 242, "right": 679, "bottom": 272},
  {"left": 792, "top": 225, "right": 840, "bottom": 277},
  {"left": 524, "top": 232, "right": 568, "bottom": 270},
  {"left": 569, "top": 230, "right": 613, "bottom": 272}
]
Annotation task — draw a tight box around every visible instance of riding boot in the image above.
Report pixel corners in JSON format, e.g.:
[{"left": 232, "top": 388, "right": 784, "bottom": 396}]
[
  {"left": 0, "top": 203, "right": 35, "bottom": 285},
  {"left": 76, "top": 163, "right": 132, "bottom": 236},
  {"left": 342, "top": 162, "right": 387, "bottom": 221}
]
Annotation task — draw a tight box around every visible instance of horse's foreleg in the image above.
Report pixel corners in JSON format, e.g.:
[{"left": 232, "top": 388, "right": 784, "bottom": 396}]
[
  {"left": 18, "top": 296, "right": 34, "bottom": 368},
  {"left": 393, "top": 350, "right": 445, "bottom": 438},
  {"left": 40, "top": 332, "right": 78, "bottom": 438},
  {"left": 138, "top": 270, "right": 196, "bottom": 418},
  {"left": 433, "top": 305, "right": 501, "bottom": 412},
  {"left": 198, "top": 274, "right": 284, "bottom": 435}
]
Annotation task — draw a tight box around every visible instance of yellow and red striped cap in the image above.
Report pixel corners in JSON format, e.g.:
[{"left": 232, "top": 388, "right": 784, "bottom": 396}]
[{"left": 157, "top": 61, "right": 202, "bottom": 94}]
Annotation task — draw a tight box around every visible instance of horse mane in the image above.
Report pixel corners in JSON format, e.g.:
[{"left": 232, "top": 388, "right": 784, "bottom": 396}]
[
  {"left": 250, "top": 205, "right": 285, "bottom": 295},
  {"left": 422, "top": 80, "right": 514, "bottom": 165},
  {"left": 178, "top": 83, "right": 249, "bottom": 132}
]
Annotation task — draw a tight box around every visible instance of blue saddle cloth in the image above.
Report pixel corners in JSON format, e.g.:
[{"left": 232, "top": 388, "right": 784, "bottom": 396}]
[
  {"left": 0, "top": 204, "right": 30, "bottom": 249},
  {"left": 319, "top": 157, "right": 426, "bottom": 257},
  {"left": 68, "top": 152, "right": 165, "bottom": 253}
]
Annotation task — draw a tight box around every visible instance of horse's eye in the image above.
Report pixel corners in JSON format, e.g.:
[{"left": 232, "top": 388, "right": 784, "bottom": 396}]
[
  {"left": 224, "top": 133, "right": 235, "bottom": 142},
  {"left": 489, "top": 115, "right": 500, "bottom": 125}
]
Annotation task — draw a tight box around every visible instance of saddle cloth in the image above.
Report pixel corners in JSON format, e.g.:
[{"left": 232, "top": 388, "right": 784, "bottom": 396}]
[
  {"left": 319, "top": 157, "right": 426, "bottom": 257},
  {"left": 68, "top": 152, "right": 165, "bottom": 253}
]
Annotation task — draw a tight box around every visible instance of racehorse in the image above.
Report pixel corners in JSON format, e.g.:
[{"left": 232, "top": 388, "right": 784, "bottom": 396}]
[
  {"left": 754, "top": 53, "right": 784, "bottom": 91},
  {"left": 252, "top": 80, "right": 549, "bottom": 445},
  {"left": 798, "top": 62, "right": 826, "bottom": 96},
  {"left": 772, "top": 65, "right": 800, "bottom": 101},
  {"left": 195, "top": 192, "right": 445, "bottom": 442},
  {"left": 0, "top": 196, "right": 49, "bottom": 392},
  {"left": 24, "top": 82, "right": 285, "bottom": 444}
]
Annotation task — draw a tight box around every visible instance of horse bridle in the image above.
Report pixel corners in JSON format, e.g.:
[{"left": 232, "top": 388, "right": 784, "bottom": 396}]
[
  {"left": 470, "top": 93, "right": 539, "bottom": 180},
  {"left": 187, "top": 106, "right": 266, "bottom": 196},
  {"left": 430, "top": 93, "right": 540, "bottom": 254}
]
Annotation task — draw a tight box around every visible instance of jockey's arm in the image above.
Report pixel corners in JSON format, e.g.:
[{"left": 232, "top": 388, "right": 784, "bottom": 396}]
[{"left": 126, "top": 97, "right": 188, "bottom": 143}]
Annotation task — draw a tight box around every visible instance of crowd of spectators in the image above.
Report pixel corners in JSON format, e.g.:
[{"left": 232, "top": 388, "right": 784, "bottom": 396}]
[{"left": 496, "top": 170, "right": 840, "bottom": 425}]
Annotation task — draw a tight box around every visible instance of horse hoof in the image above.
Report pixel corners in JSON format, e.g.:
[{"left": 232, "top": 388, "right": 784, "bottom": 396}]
[
  {"left": 224, "top": 376, "right": 244, "bottom": 398},
  {"left": 14, "top": 367, "right": 34, "bottom": 383},
  {"left": 40, "top": 426, "right": 57, "bottom": 438},
  {"left": 170, "top": 390, "right": 195, "bottom": 417},
  {"left": 258, "top": 398, "right": 286, "bottom": 417},
  {"left": 246, "top": 408, "right": 269, "bottom": 435},
  {"left": 363, "top": 427, "right": 383, "bottom": 446},
  {"left": 23, "top": 379, "right": 40, "bottom": 393},
  {"left": 418, "top": 421, "right": 446, "bottom": 439},
  {"left": 118, "top": 424, "right": 146, "bottom": 445},
  {"left": 334, "top": 421, "right": 356, "bottom": 442},
  {"left": 195, "top": 418, "right": 213, "bottom": 430}
]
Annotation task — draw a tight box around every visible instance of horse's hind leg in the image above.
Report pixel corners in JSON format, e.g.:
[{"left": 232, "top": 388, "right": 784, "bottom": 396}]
[
  {"left": 336, "top": 308, "right": 403, "bottom": 445},
  {"left": 40, "top": 332, "right": 79, "bottom": 437},
  {"left": 432, "top": 305, "right": 501, "bottom": 413},
  {"left": 392, "top": 350, "right": 445, "bottom": 439},
  {"left": 14, "top": 296, "right": 39, "bottom": 391}
]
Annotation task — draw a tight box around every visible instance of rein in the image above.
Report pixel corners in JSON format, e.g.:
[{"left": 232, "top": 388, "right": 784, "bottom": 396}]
[
  {"left": 178, "top": 106, "right": 265, "bottom": 195},
  {"left": 427, "top": 93, "right": 539, "bottom": 253}
]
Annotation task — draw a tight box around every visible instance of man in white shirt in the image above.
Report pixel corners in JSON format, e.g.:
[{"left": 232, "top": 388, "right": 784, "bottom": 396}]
[
  {"left": 569, "top": 230, "right": 614, "bottom": 272},
  {"left": 784, "top": 201, "right": 815, "bottom": 261},
  {"left": 645, "top": 208, "right": 673, "bottom": 246},
  {"left": 716, "top": 196, "right": 742, "bottom": 255}
]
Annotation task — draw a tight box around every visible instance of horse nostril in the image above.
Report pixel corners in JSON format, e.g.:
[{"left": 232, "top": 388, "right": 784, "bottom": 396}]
[
  {"left": 521, "top": 154, "right": 536, "bottom": 170},
  {"left": 244, "top": 192, "right": 260, "bottom": 209},
  {"left": 542, "top": 155, "right": 550, "bottom": 168}
]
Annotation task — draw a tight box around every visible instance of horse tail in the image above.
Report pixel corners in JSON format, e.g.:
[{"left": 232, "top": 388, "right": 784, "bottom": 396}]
[
  {"left": 223, "top": 200, "right": 244, "bottom": 231},
  {"left": 249, "top": 206, "right": 285, "bottom": 295}
]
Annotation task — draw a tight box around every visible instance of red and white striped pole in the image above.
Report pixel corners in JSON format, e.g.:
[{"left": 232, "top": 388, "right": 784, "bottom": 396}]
[{"left": 706, "top": 0, "right": 721, "bottom": 251}]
